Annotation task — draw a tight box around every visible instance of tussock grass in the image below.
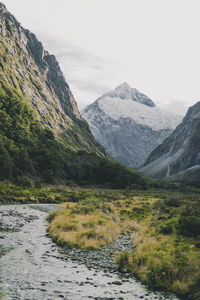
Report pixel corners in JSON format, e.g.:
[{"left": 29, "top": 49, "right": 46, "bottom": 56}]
[
  {"left": 47, "top": 200, "right": 137, "bottom": 249},
  {"left": 116, "top": 196, "right": 200, "bottom": 299},
  {"left": 46, "top": 193, "right": 154, "bottom": 250},
  {"left": 2, "top": 183, "right": 200, "bottom": 298}
]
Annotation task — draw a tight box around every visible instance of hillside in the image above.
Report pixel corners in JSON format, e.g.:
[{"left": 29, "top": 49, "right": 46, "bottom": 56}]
[
  {"left": 0, "top": 3, "right": 153, "bottom": 189},
  {"left": 140, "top": 101, "right": 200, "bottom": 187},
  {"left": 0, "top": 2, "right": 104, "bottom": 153}
]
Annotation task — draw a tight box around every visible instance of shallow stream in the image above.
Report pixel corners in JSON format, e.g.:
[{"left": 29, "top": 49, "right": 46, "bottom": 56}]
[{"left": 0, "top": 204, "right": 179, "bottom": 300}]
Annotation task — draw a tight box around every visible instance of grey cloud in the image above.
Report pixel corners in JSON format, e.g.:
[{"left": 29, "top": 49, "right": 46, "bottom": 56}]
[
  {"left": 160, "top": 101, "right": 190, "bottom": 116},
  {"left": 70, "top": 79, "right": 110, "bottom": 96},
  {"left": 37, "top": 33, "right": 116, "bottom": 104},
  {"left": 39, "top": 34, "right": 113, "bottom": 68}
]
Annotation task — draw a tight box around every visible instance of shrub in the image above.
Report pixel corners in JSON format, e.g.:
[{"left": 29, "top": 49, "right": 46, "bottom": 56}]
[
  {"left": 116, "top": 251, "right": 131, "bottom": 270},
  {"left": 164, "top": 196, "right": 181, "bottom": 208},
  {"left": 159, "top": 217, "right": 178, "bottom": 235},
  {"left": 178, "top": 216, "right": 200, "bottom": 237}
]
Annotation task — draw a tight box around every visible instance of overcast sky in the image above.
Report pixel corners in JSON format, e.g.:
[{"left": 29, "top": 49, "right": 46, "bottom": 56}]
[{"left": 2, "top": 0, "right": 200, "bottom": 114}]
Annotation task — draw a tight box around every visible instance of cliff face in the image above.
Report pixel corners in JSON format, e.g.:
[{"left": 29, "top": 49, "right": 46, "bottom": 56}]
[
  {"left": 140, "top": 102, "right": 200, "bottom": 186},
  {"left": 0, "top": 2, "right": 103, "bottom": 153},
  {"left": 82, "top": 83, "right": 182, "bottom": 168},
  {"left": 0, "top": 2, "right": 158, "bottom": 189}
]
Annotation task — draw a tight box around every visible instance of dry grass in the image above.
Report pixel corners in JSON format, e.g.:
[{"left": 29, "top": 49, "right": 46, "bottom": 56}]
[
  {"left": 47, "top": 192, "right": 200, "bottom": 299},
  {"left": 116, "top": 205, "right": 200, "bottom": 298},
  {"left": 47, "top": 197, "right": 147, "bottom": 250},
  {"left": 47, "top": 211, "right": 121, "bottom": 249}
]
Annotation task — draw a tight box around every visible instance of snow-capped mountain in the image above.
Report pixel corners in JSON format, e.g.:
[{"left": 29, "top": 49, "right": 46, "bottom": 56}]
[
  {"left": 82, "top": 83, "right": 182, "bottom": 168},
  {"left": 140, "top": 101, "right": 200, "bottom": 186}
]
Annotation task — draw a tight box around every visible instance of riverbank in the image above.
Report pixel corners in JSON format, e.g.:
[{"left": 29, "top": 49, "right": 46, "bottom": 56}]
[
  {"left": 116, "top": 195, "right": 200, "bottom": 299},
  {"left": 46, "top": 189, "right": 200, "bottom": 300},
  {"left": 0, "top": 204, "right": 177, "bottom": 299},
  {"left": 1, "top": 183, "right": 200, "bottom": 299}
]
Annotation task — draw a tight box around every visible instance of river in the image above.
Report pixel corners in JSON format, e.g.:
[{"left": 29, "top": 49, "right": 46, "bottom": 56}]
[{"left": 0, "top": 204, "right": 179, "bottom": 300}]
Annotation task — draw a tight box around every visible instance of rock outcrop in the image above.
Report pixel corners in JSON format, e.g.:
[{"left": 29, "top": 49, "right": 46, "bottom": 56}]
[{"left": 0, "top": 2, "right": 103, "bottom": 153}]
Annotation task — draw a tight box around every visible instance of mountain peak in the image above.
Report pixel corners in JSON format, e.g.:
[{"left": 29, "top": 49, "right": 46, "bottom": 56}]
[
  {"left": 115, "top": 82, "right": 131, "bottom": 91},
  {"left": 105, "top": 83, "right": 155, "bottom": 107},
  {"left": 83, "top": 84, "right": 182, "bottom": 168}
]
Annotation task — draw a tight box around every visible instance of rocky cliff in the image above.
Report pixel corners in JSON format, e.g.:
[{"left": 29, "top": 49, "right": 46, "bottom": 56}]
[
  {"left": 82, "top": 83, "right": 182, "bottom": 168},
  {"left": 0, "top": 2, "right": 103, "bottom": 153},
  {"left": 0, "top": 3, "right": 156, "bottom": 189},
  {"left": 140, "top": 101, "right": 200, "bottom": 186}
]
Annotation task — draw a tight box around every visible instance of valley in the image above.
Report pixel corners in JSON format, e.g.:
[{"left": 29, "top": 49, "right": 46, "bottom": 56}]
[
  {"left": 1, "top": 184, "right": 200, "bottom": 299},
  {"left": 0, "top": 2, "right": 200, "bottom": 300}
]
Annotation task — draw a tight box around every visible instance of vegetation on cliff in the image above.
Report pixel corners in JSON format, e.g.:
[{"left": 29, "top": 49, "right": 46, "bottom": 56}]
[
  {"left": 0, "top": 80, "right": 153, "bottom": 188},
  {"left": 0, "top": 3, "right": 104, "bottom": 153}
]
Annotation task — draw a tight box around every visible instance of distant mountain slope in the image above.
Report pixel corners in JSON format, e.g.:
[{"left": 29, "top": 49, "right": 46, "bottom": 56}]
[
  {"left": 140, "top": 101, "right": 200, "bottom": 186},
  {"left": 82, "top": 83, "right": 182, "bottom": 168},
  {"left": 0, "top": 2, "right": 103, "bottom": 153}
]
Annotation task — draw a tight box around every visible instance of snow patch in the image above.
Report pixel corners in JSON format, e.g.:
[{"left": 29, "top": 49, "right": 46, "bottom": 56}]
[{"left": 98, "top": 96, "right": 182, "bottom": 131}]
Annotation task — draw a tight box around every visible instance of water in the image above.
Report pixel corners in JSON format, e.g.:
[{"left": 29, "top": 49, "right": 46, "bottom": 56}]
[{"left": 0, "top": 204, "right": 179, "bottom": 300}]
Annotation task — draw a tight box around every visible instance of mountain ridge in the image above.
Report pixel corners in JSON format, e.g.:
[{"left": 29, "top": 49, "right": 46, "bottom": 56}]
[
  {"left": 140, "top": 101, "right": 200, "bottom": 186},
  {"left": 0, "top": 2, "right": 154, "bottom": 189},
  {"left": 0, "top": 2, "right": 104, "bottom": 153},
  {"left": 82, "top": 84, "right": 182, "bottom": 168},
  {"left": 97, "top": 82, "right": 156, "bottom": 107}
]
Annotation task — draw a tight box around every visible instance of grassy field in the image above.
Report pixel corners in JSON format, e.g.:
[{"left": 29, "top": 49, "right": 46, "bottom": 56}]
[
  {"left": 1, "top": 183, "right": 200, "bottom": 299},
  {"left": 46, "top": 187, "right": 200, "bottom": 300},
  {"left": 116, "top": 195, "right": 200, "bottom": 299}
]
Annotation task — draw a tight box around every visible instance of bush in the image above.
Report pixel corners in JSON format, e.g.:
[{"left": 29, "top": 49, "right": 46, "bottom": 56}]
[
  {"left": 15, "top": 177, "right": 33, "bottom": 188},
  {"left": 159, "top": 217, "right": 178, "bottom": 235},
  {"left": 178, "top": 216, "right": 200, "bottom": 237},
  {"left": 116, "top": 251, "right": 131, "bottom": 270},
  {"left": 164, "top": 196, "right": 181, "bottom": 208}
]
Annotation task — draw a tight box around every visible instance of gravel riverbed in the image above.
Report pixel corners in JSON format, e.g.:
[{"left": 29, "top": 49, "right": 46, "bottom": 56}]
[{"left": 0, "top": 204, "right": 179, "bottom": 300}]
